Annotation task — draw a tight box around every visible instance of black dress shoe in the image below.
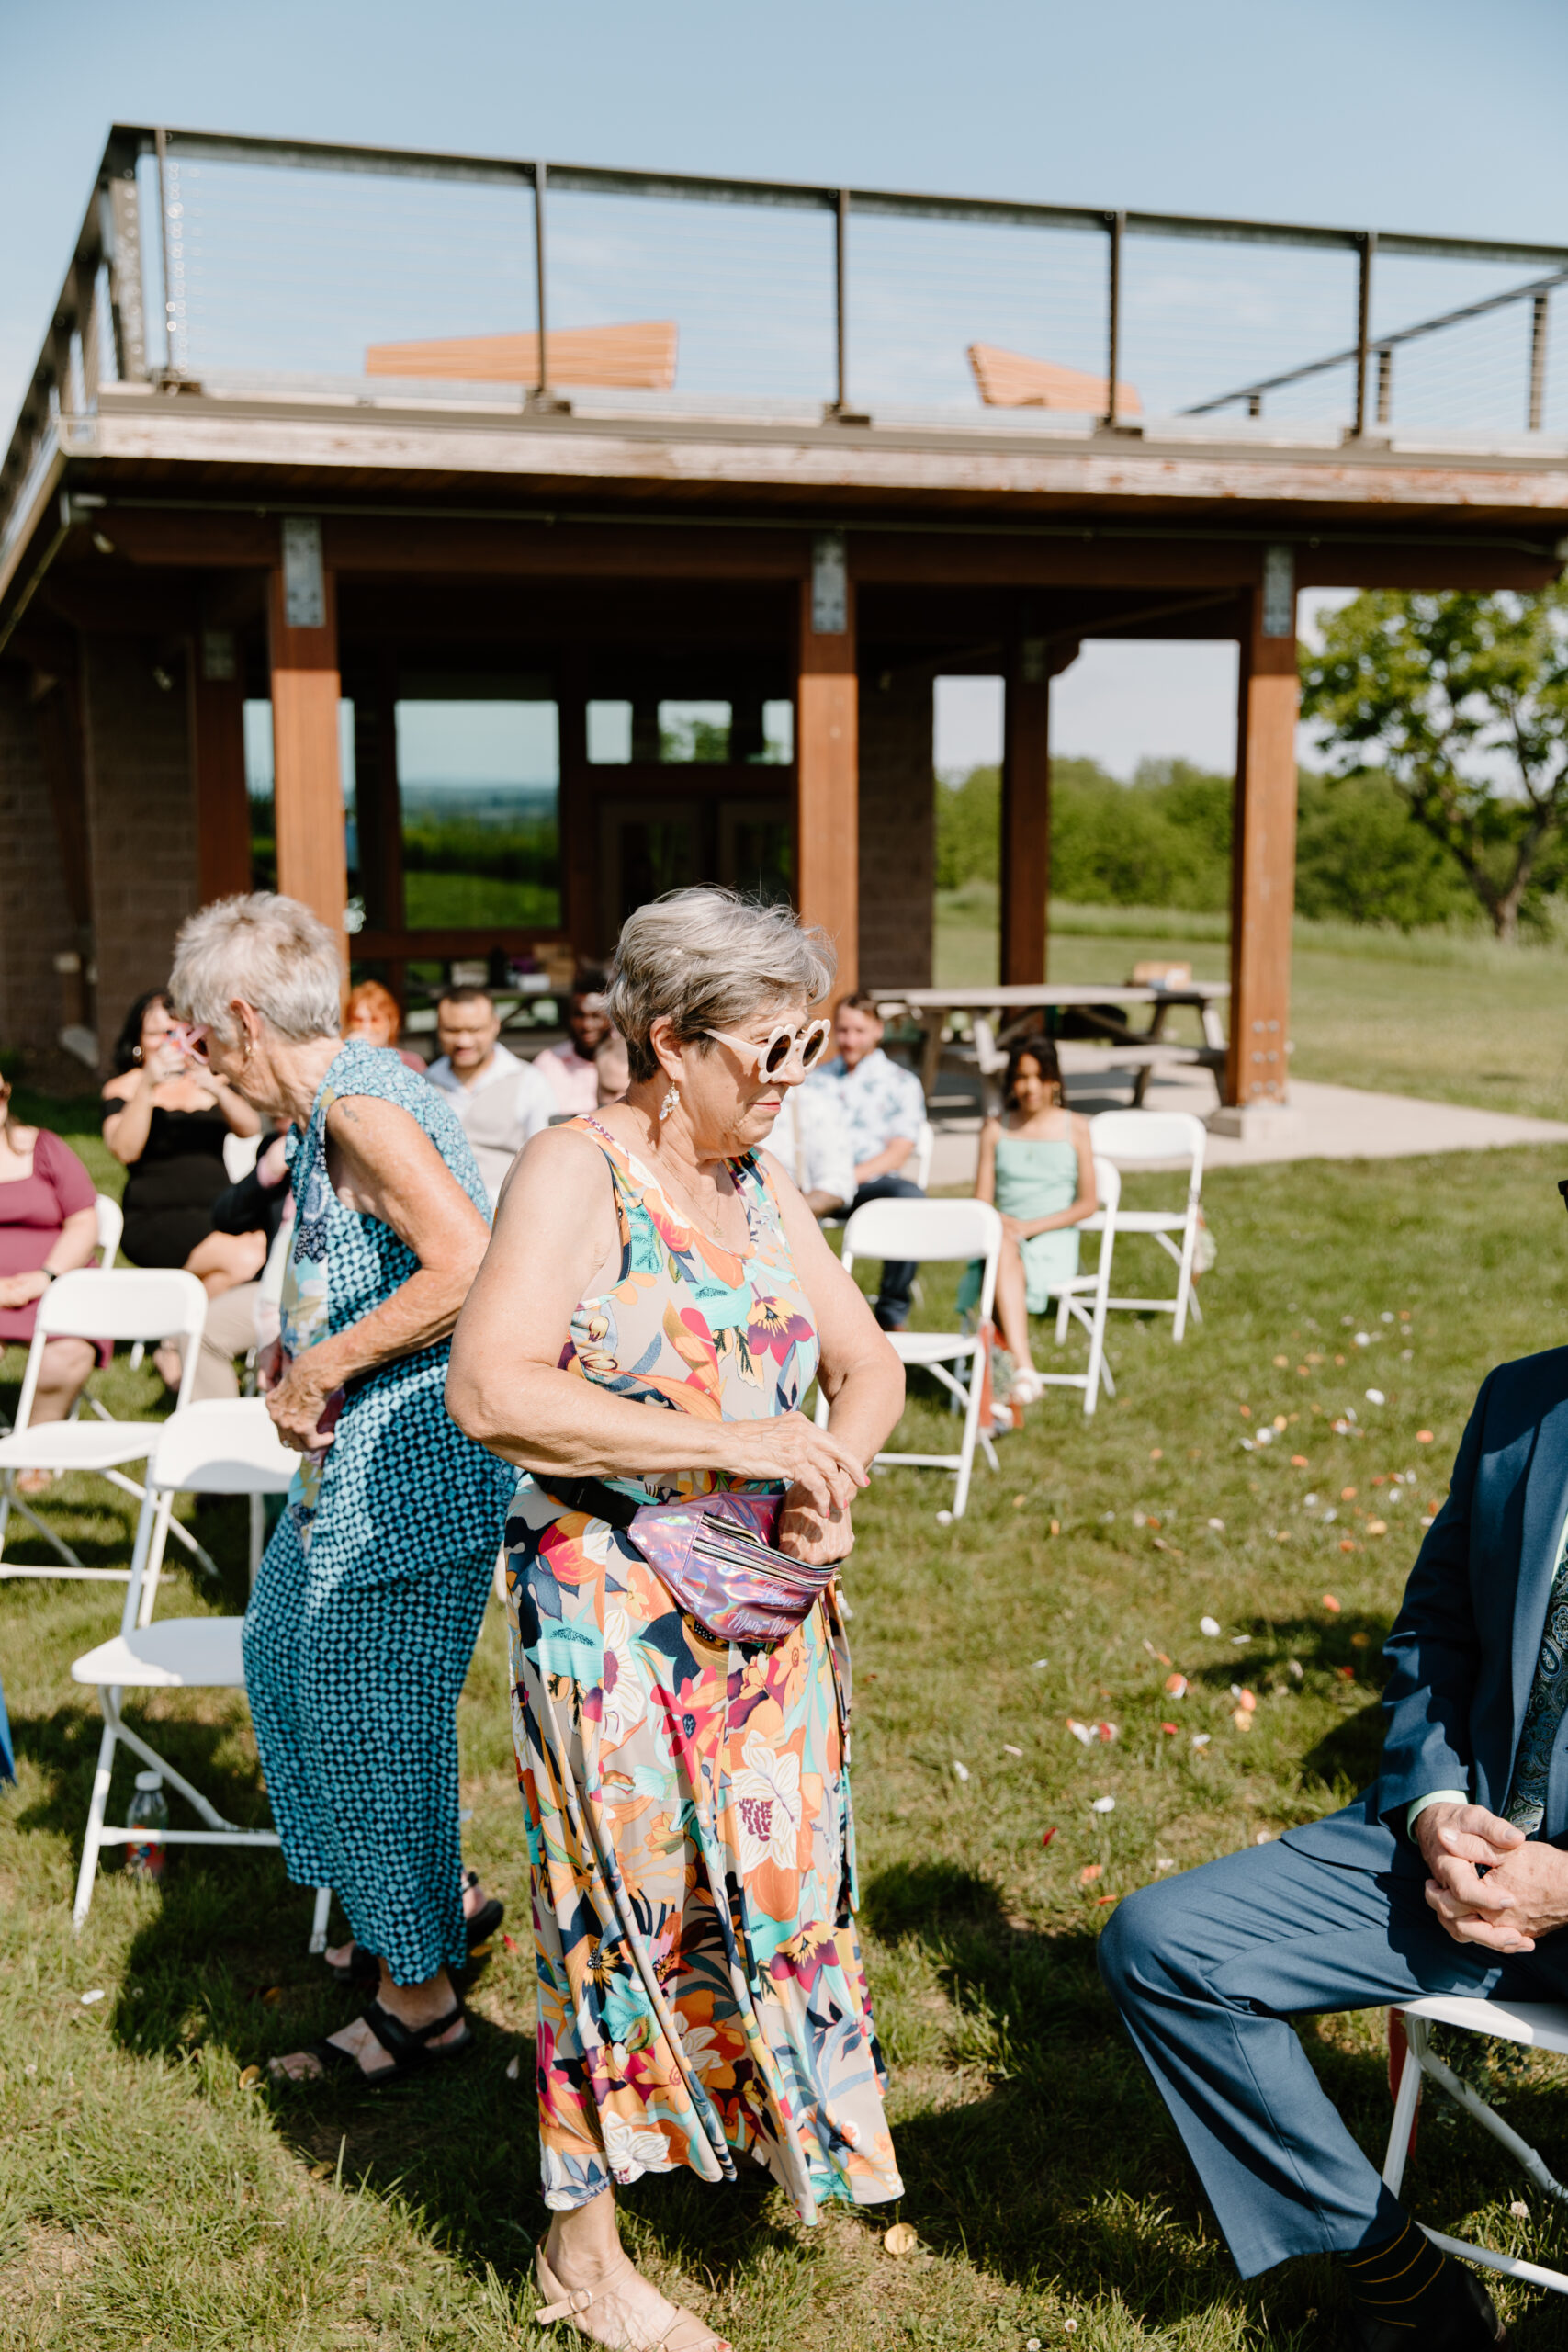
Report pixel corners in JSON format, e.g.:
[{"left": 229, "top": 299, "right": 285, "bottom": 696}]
[{"left": 1346, "top": 2259, "right": 1505, "bottom": 2348}]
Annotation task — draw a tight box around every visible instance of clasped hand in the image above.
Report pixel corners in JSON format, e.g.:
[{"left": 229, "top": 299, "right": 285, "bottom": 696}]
[
  {"left": 260, "top": 1345, "right": 337, "bottom": 1453},
  {"left": 1418, "top": 1800, "right": 1568, "bottom": 1953},
  {"left": 726, "top": 1409, "right": 868, "bottom": 1567}
]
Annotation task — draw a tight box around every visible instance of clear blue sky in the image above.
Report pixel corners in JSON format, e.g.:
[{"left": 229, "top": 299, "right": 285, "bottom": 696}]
[{"left": 6, "top": 0, "right": 1564, "bottom": 775}]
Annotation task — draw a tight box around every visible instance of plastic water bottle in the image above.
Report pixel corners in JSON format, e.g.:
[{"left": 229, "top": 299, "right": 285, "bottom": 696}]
[{"left": 126, "top": 1770, "right": 168, "bottom": 1882}]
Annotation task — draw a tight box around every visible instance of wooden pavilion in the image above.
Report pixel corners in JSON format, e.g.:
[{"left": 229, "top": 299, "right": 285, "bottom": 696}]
[{"left": 2, "top": 128, "right": 1565, "bottom": 1114}]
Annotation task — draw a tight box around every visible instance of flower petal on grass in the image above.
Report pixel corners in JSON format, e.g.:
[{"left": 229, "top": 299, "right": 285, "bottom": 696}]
[
  {"left": 1200, "top": 1615, "right": 1222, "bottom": 1637},
  {"left": 1323, "top": 1593, "right": 1342, "bottom": 1612},
  {"left": 1079, "top": 1864, "right": 1103, "bottom": 1884},
  {"left": 953, "top": 1760, "right": 970, "bottom": 1782},
  {"left": 1091, "top": 1795, "right": 1116, "bottom": 1814}
]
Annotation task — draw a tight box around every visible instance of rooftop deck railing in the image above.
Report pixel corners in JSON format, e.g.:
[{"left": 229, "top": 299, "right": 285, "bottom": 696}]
[{"left": 6, "top": 123, "right": 1568, "bottom": 571}]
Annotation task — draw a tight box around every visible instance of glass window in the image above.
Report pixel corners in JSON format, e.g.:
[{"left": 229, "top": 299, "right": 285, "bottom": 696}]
[
  {"left": 658, "top": 700, "right": 731, "bottom": 763},
  {"left": 394, "top": 700, "right": 560, "bottom": 931},
  {"left": 243, "top": 698, "right": 356, "bottom": 906},
  {"left": 587, "top": 700, "right": 632, "bottom": 765}
]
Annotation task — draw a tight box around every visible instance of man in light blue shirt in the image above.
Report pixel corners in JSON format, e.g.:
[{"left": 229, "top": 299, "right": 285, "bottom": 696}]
[{"left": 809, "top": 993, "right": 926, "bottom": 1329}]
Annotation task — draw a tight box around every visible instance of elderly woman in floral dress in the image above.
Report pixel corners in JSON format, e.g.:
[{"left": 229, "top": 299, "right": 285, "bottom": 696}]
[{"left": 447, "top": 888, "right": 907, "bottom": 2352}]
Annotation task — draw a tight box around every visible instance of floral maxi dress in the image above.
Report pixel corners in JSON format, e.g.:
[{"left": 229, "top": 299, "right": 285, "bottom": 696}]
[{"left": 506, "top": 1118, "right": 903, "bottom": 2222}]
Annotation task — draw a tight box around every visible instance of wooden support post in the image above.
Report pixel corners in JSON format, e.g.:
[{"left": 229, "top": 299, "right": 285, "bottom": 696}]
[
  {"left": 266, "top": 526, "right": 347, "bottom": 948},
  {"left": 1224, "top": 574, "right": 1299, "bottom": 1113},
  {"left": 1000, "top": 643, "right": 1051, "bottom": 985},
  {"left": 795, "top": 544, "right": 859, "bottom": 996},
  {"left": 189, "top": 631, "right": 251, "bottom": 902}
]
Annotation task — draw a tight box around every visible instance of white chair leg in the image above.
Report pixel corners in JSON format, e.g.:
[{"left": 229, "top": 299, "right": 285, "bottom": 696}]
[
  {"left": 952, "top": 1349, "right": 989, "bottom": 1519},
  {"left": 1420, "top": 2037, "right": 1568, "bottom": 2203},
  {"left": 73, "top": 1714, "right": 119, "bottom": 1930},
  {"left": 1082, "top": 1286, "right": 1111, "bottom": 1417},
  {"left": 0, "top": 1480, "right": 87, "bottom": 1572},
  {"left": 1382, "top": 2011, "right": 1424, "bottom": 2197},
  {"left": 308, "top": 1885, "right": 333, "bottom": 1955},
  {"left": 1172, "top": 1212, "right": 1200, "bottom": 1343},
  {"left": 105, "top": 1696, "right": 237, "bottom": 1831}
]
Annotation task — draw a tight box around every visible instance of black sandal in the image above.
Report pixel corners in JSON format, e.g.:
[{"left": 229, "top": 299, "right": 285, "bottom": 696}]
[
  {"left": 279, "top": 1997, "right": 473, "bottom": 2087},
  {"left": 328, "top": 1873, "right": 505, "bottom": 1987}
]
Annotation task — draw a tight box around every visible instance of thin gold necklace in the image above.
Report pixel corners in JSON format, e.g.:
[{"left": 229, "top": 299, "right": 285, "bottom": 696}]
[{"left": 637, "top": 1122, "right": 750, "bottom": 1254}]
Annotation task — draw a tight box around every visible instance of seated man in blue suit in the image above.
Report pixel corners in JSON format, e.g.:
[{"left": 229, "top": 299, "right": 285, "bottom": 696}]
[{"left": 1100, "top": 1348, "right": 1568, "bottom": 2347}]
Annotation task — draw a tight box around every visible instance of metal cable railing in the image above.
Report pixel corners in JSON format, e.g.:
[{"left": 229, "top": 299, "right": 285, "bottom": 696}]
[{"left": 5, "top": 124, "right": 1567, "bottom": 575}]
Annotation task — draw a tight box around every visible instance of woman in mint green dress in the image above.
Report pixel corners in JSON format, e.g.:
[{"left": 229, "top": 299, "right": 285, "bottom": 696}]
[{"left": 964, "top": 1035, "right": 1096, "bottom": 1403}]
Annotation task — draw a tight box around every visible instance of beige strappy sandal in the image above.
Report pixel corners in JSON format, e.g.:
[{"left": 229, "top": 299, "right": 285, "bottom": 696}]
[{"left": 534, "top": 2246, "right": 732, "bottom": 2352}]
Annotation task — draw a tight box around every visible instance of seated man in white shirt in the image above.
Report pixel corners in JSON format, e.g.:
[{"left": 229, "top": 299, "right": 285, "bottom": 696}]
[
  {"left": 424, "top": 986, "right": 556, "bottom": 1205},
  {"left": 533, "top": 975, "right": 611, "bottom": 1117},
  {"left": 809, "top": 991, "right": 927, "bottom": 1329},
  {"left": 767, "top": 1080, "right": 855, "bottom": 1218}
]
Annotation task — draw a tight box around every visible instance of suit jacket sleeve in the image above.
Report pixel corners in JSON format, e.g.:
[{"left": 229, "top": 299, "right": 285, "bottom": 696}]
[{"left": 1374, "top": 1369, "right": 1494, "bottom": 1831}]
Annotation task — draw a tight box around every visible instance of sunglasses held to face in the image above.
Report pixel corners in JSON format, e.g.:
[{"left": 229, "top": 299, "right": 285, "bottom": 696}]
[
  {"left": 167, "top": 1020, "right": 210, "bottom": 1067},
  {"left": 704, "top": 1019, "right": 832, "bottom": 1081}
]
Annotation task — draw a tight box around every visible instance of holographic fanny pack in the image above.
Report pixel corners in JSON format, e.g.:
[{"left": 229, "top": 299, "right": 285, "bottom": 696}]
[{"left": 538, "top": 1478, "right": 835, "bottom": 1645}]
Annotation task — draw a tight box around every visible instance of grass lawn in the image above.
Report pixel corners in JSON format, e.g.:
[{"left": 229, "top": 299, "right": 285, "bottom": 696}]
[
  {"left": 936, "top": 887, "right": 1568, "bottom": 1122},
  {"left": 9, "top": 1135, "right": 1568, "bottom": 2346}
]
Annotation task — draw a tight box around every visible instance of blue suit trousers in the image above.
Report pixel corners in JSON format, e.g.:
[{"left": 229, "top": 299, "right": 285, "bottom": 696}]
[{"left": 1098, "top": 1832, "right": 1568, "bottom": 2279}]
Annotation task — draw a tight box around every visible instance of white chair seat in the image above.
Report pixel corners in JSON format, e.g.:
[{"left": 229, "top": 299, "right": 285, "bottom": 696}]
[
  {"left": 0, "top": 1420, "right": 157, "bottom": 1470},
  {"left": 1112, "top": 1208, "right": 1188, "bottom": 1233},
  {"left": 889, "top": 1330, "right": 979, "bottom": 1367},
  {"left": 1400, "top": 1993, "right": 1568, "bottom": 2057},
  {"left": 73, "top": 1616, "right": 247, "bottom": 1690}
]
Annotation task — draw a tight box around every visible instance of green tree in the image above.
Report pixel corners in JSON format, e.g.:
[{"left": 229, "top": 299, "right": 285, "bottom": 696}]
[
  {"left": 934, "top": 763, "right": 1001, "bottom": 888},
  {"left": 1299, "top": 587, "right": 1568, "bottom": 941}
]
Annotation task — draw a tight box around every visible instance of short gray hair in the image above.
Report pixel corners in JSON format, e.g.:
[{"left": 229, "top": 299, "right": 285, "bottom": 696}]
[
  {"left": 607, "top": 888, "right": 836, "bottom": 1083},
  {"left": 168, "top": 893, "right": 343, "bottom": 1043}
]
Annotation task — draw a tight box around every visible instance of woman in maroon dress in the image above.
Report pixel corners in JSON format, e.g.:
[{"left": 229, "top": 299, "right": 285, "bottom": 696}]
[{"left": 0, "top": 1074, "right": 104, "bottom": 1486}]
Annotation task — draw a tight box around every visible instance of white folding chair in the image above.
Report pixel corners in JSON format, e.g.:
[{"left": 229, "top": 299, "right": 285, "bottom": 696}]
[
  {"left": 70, "top": 1398, "right": 329, "bottom": 1948},
  {"left": 910, "top": 1118, "right": 936, "bottom": 1192},
  {"left": 1043, "top": 1156, "right": 1120, "bottom": 1415},
  {"left": 94, "top": 1194, "right": 123, "bottom": 1266},
  {"left": 1383, "top": 1996, "right": 1568, "bottom": 2298},
  {"left": 818, "top": 1197, "right": 1002, "bottom": 1517},
  {"left": 1089, "top": 1109, "right": 1207, "bottom": 1342},
  {"left": 0, "top": 1269, "right": 207, "bottom": 1583}
]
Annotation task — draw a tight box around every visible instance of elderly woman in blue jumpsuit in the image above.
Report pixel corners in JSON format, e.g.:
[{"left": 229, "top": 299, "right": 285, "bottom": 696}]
[{"left": 168, "top": 892, "right": 514, "bottom": 2084}]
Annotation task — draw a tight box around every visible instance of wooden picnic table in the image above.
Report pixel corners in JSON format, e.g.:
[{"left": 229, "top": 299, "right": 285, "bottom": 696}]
[{"left": 872, "top": 983, "right": 1231, "bottom": 1102}]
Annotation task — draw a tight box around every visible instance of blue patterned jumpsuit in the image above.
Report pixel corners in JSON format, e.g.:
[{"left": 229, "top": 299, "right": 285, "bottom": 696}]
[{"left": 243, "top": 1042, "right": 515, "bottom": 1982}]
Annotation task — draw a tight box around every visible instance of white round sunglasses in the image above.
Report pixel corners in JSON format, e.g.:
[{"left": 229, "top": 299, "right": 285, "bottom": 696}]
[{"left": 704, "top": 1018, "right": 833, "bottom": 1079}]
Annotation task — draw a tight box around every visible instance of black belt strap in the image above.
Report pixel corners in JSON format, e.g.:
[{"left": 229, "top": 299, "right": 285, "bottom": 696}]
[{"left": 536, "top": 1476, "right": 642, "bottom": 1532}]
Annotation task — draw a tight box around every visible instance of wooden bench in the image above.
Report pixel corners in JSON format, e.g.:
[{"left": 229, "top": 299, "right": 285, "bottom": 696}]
[{"left": 365, "top": 321, "right": 679, "bottom": 390}]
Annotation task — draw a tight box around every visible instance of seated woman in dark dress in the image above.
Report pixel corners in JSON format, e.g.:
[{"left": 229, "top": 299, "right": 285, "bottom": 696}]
[
  {"left": 0, "top": 1072, "right": 105, "bottom": 1488},
  {"left": 102, "top": 990, "right": 264, "bottom": 1394}
]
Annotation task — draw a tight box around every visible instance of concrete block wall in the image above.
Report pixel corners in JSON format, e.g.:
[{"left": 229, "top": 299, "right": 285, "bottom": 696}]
[
  {"left": 81, "top": 639, "right": 200, "bottom": 1068},
  {"left": 857, "top": 669, "right": 934, "bottom": 990},
  {"left": 0, "top": 670, "right": 77, "bottom": 1066}
]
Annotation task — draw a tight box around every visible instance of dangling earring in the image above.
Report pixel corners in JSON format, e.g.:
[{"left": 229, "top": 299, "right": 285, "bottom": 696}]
[{"left": 659, "top": 1085, "right": 680, "bottom": 1123}]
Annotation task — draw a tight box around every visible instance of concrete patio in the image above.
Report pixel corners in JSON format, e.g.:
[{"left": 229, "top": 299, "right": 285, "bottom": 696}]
[{"left": 925, "top": 1057, "right": 1568, "bottom": 1189}]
